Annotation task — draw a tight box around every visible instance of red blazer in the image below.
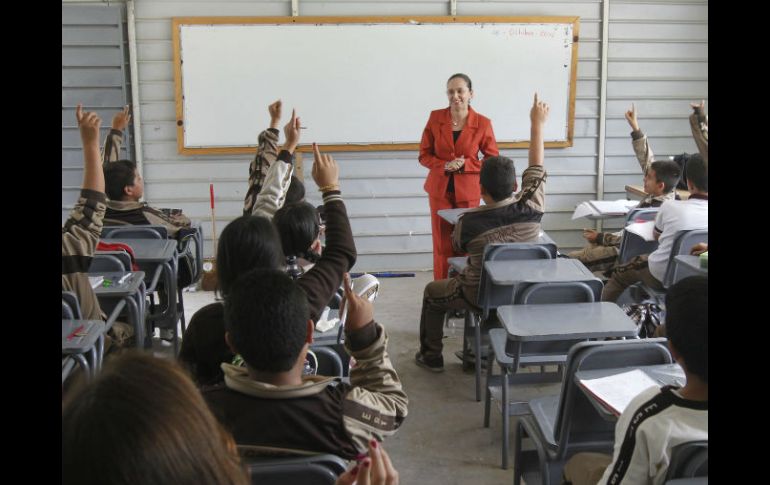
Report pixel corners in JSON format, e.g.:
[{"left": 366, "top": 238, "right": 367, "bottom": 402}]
[{"left": 419, "top": 106, "right": 499, "bottom": 203}]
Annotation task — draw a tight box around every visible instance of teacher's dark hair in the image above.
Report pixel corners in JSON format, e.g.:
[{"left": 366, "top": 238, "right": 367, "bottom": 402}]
[{"left": 447, "top": 73, "right": 472, "bottom": 91}]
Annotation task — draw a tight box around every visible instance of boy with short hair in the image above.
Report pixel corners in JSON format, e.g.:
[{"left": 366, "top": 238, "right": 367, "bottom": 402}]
[
  {"left": 563, "top": 275, "right": 708, "bottom": 484},
  {"left": 202, "top": 271, "right": 407, "bottom": 458},
  {"left": 414, "top": 93, "right": 550, "bottom": 371},
  {"left": 568, "top": 104, "right": 680, "bottom": 274}
]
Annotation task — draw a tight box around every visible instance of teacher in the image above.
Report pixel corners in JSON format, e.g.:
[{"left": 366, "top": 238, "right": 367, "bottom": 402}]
[{"left": 419, "top": 73, "right": 499, "bottom": 280}]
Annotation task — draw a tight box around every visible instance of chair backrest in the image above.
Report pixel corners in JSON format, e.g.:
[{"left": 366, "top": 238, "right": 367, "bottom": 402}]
[
  {"left": 90, "top": 251, "right": 132, "bottom": 272},
  {"left": 244, "top": 453, "right": 347, "bottom": 485},
  {"left": 618, "top": 230, "right": 659, "bottom": 265},
  {"left": 625, "top": 207, "right": 659, "bottom": 225},
  {"left": 102, "top": 224, "right": 168, "bottom": 239},
  {"left": 308, "top": 346, "right": 344, "bottom": 378},
  {"left": 662, "top": 229, "right": 708, "bottom": 287},
  {"left": 517, "top": 281, "right": 597, "bottom": 305},
  {"left": 477, "top": 242, "right": 553, "bottom": 316},
  {"left": 553, "top": 338, "right": 673, "bottom": 458},
  {"left": 62, "top": 291, "right": 81, "bottom": 319},
  {"left": 665, "top": 440, "right": 708, "bottom": 480}
]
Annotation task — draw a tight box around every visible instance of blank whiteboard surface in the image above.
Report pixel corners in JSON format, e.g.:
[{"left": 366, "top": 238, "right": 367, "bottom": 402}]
[{"left": 177, "top": 19, "right": 577, "bottom": 151}]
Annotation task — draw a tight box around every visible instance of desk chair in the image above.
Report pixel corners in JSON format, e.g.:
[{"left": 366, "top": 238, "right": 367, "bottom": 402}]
[
  {"left": 665, "top": 441, "right": 708, "bottom": 481},
  {"left": 617, "top": 208, "right": 660, "bottom": 266},
  {"left": 464, "top": 243, "right": 554, "bottom": 402},
  {"left": 513, "top": 338, "right": 672, "bottom": 485},
  {"left": 484, "top": 281, "right": 597, "bottom": 469},
  {"left": 308, "top": 345, "right": 344, "bottom": 378},
  {"left": 101, "top": 224, "right": 167, "bottom": 239},
  {"left": 243, "top": 453, "right": 347, "bottom": 485},
  {"left": 624, "top": 229, "right": 708, "bottom": 307}
]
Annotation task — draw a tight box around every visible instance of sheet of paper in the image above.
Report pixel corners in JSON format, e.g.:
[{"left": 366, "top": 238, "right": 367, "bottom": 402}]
[
  {"left": 579, "top": 368, "right": 659, "bottom": 415},
  {"left": 624, "top": 220, "right": 656, "bottom": 241},
  {"left": 88, "top": 276, "right": 104, "bottom": 289}
]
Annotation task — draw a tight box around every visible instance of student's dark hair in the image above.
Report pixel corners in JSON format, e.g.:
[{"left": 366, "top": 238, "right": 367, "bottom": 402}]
[
  {"left": 224, "top": 269, "right": 310, "bottom": 372},
  {"left": 273, "top": 202, "right": 321, "bottom": 264},
  {"left": 103, "top": 160, "right": 137, "bottom": 200},
  {"left": 665, "top": 276, "right": 708, "bottom": 382},
  {"left": 684, "top": 153, "right": 707, "bottom": 192},
  {"left": 285, "top": 175, "right": 305, "bottom": 204},
  {"left": 649, "top": 160, "right": 682, "bottom": 194},
  {"left": 216, "top": 215, "right": 283, "bottom": 297},
  {"left": 479, "top": 156, "right": 516, "bottom": 201},
  {"left": 62, "top": 351, "right": 249, "bottom": 485},
  {"left": 447, "top": 73, "right": 472, "bottom": 91}
]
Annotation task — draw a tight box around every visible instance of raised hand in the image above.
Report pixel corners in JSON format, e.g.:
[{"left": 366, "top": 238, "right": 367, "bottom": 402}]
[
  {"left": 311, "top": 142, "right": 340, "bottom": 191},
  {"left": 530, "top": 92, "right": 549, "bottom": 124},
  {"left": 625, "top": 103, "right": 639, "bottom": 131},
  {"left": 111, "top": 105, "right": 131, "bottom": 131},
  {"left": 338, "top": 273, "right": 374, "bottom": 332},
  {"left": 283, "top": 108, "right": 300, "bottom": 153},
  {"left": 268, "top": 99, "right": 282, "bottom": 130},
  {"left": 335, "top": 440, "right": 399, "bottom": 485},
  {"left": 77, "top": 104, "right": 102, "bottom": 146}
]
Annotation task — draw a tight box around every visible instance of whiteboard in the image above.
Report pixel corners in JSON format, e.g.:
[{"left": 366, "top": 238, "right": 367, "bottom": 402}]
[{"left": 173, "top": 17, "right": 579, "bottom": 154}]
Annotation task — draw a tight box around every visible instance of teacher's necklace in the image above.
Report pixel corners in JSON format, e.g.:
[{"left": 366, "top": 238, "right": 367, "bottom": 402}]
[{"left": 451, "top": 109, "right": 467, "bottom": 127}]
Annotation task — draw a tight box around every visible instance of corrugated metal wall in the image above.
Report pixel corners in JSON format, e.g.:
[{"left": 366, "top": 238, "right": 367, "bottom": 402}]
[
  {"left": 62, "top": 3, "right": 134, "bottom": 223},
  {"left": 62, "top": 0, "right": 707, "bottom": 271}
]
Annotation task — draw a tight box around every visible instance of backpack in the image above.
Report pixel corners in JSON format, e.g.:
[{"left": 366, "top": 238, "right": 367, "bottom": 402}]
[
  {"left": 624, "top": 303, "right": 664, "bottom": 338},
  {"left": 175, "top": 228, "right": 200, "bottom": 289}
]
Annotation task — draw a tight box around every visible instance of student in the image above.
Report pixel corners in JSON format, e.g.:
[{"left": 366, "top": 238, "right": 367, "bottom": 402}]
[
  {"left": 414, "top": 93, "right": 549, "bottom": 372},
  {"left": 179, "top": 143, "right": 356, "bottom": 386},
  {"left": 202, "top": 271, "right": 408, "bottom": 459},
  {"left": 62, "top": 105, "right": 132, "bottom": 349},
  {"left": 62, "top": 351, "right": 249, "bottom": 485},
  {"left": 568, "top": 104, "right": 681, "bottom": 274},
  {"left": 101, "top": 106, "right": 192, "bottom": 238},
  {"left": 274, "top": 201, "right": 324, "bottom": 274},
  {"left": 601, "top": 155, "right": 707, "bottom": 302},
  {"left": 562, "top": 275, "right": 708, "bottom": 485},
  {"left": 243, "top": 99, "right": 305, "bottom": 218}
]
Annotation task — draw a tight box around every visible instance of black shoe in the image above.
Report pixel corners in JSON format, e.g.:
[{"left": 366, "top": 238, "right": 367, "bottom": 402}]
[
  {"left": 454, "top": 350, "right": 488, "bottom": 369},
  {"left": 414, "top": 351, "right": 444, "bottom": 373}
]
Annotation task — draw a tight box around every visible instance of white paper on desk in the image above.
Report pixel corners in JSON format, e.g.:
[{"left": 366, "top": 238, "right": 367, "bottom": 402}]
[
  {"left": 314, "top": 307, "right": 339, "bottom": 333},
  {"left": 624, "top": 220, "right": 656, "bottom": 242},
  {"left": 571, "top": 199, "right": 637, "bottom": 220},
  {"left": 579, "top": 369, "right": 659, "bottom": 415},
  {"left": 88, "top": 276, "right": 104, "bottom": 289}
]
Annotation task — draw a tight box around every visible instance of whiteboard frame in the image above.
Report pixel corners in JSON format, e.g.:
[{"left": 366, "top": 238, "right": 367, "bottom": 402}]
[{"left": 172, "top": 16, "right": 580, "bottom": 155}]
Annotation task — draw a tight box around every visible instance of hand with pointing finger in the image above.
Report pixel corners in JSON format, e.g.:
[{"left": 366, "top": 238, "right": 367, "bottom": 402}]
[
  {"left": 625, "top": 103, "right": 640, "bottom": 132},
  {"left": 111, "top": 105, "right": 131, "bottom": 131},
  {"left": 312, "top": 142, "right": 340, "bottom": 192},
  {"left": 283, "top": 108, "right": 301, "bottom": 153}
]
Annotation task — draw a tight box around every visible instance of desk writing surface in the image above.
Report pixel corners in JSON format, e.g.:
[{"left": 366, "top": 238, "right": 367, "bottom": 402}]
[
  {"left": 437, "top": 208, "right": 470, "bottom": 225},
  {"left": 90, "top": 271, "right": 145, "bottom": 296},
  {"left": 484, "top": 258, "right": 596, "bottom": 285},
  {"left": 497, "top": 302, "right": 637, "bottom": 340},
  {"left": 62, "top": 319, "right": 106, "bottom": 351},
  {"left": 99, "top": 238, "right": 177, "bottom": 263}
]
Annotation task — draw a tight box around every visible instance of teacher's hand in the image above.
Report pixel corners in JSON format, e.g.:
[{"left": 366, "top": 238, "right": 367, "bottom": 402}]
[{"left": 444, "top": 158, "right": 465, "bottom": 172}]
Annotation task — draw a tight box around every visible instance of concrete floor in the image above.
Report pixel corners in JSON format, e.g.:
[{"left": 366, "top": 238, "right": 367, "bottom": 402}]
[{"left": 161, "top": 271, "right": 561, "bottom": 484}]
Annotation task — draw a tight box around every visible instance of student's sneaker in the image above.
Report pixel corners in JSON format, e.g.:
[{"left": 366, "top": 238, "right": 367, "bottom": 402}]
[
  {"left": 454, "top": 350, "right": 488, "bottom": 369},
  {"left": 414, "top": 351, "right": 444, "bottom": 373},
  {"left": 159, "top": 328, "right": 175, "bottom": 342}
]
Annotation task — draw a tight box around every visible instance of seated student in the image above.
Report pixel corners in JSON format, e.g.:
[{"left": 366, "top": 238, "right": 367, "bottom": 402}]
[
  {"left": 179, "top": 143, "right": 356, "bottom": 386},
  {"left": 601, "top": 154, "right": 707, "bottom": 302},
  {"left": 562, "top": 275, "right": 708, "bottom": 485},
  {"left": 414, "top": 93, "right": 550, "bottom": 372},
  {"left": 101, "top": 106, "right": 192, "bottom": 237},
  {"left": 62, "top": 351, "right": 250, "bottom": 485},
  {"left": 568, "top": 104, "right": 681, "bottom": 274},
  {"left": 203, "top": 270, "right": 408, "bottom": 459},
  {"left": 62, "top": 105, "right": 132, "bottom": 350},
  {"left": 273, "top": 201, "right": 324, "bottom": 276},
  {"left": 243, "top": 99, "right": 306, "bottom": 218}
]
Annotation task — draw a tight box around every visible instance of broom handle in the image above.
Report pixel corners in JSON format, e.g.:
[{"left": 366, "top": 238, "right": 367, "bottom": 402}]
[{"left": 209, "top": 183, "right": 217, "bottom": 258}]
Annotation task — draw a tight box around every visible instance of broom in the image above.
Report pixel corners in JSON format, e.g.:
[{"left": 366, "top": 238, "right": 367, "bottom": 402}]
[{"left": 200, "top": 183, "right": 218, "bottom": 292}]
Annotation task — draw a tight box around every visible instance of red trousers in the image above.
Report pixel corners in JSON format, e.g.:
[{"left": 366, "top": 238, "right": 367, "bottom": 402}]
[{"left": 428, "top": 193, "right": 478, "bottom": 280}]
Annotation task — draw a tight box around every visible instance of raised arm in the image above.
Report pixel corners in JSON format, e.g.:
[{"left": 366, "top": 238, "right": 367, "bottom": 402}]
[
  {"left": 102, "top": 105, "right": 130, "bottom": 164},
  {"left": 626, "top": 103, "right": 655, "bottom": 172},
  {"left": 78, "top": 104, "right": 104, "bottom": 193},
  {"left": 250, "top": 108, "right": 300, "bottom": 219},
  {"left": 339, "top": 273, "right": 408, "bottom": 451},
  {"left": 689, "top": 100, "right": 708, "bottom": 163},
  {"left": 243, "top": 100, "right": 283, "bottom": 215},
  {"left": 528, "top": 93, "right": 549, "bottom": 167},
  {"left": 296, "top": 143, "right": 357, "bottom": 321}
]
